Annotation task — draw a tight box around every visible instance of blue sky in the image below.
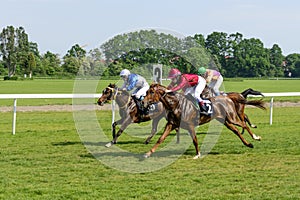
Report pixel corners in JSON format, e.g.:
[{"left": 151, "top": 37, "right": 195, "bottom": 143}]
[{"left": 1, "top": 0, "right": 299, "bottom": 56}]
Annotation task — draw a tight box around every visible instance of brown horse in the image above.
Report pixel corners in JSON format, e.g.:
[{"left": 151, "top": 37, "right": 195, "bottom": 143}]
[
  {"left": 97, "top": 83, "right": 179, "bottom": 147},
  {"left": 202, "top": 86, "right": 265, "bottom": 134},
  {"left": 142, "top": 83, "right": 266, "bottom": 159}
]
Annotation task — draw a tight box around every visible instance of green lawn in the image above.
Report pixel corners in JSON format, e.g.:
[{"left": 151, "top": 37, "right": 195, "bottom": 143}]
[{"left": 0, "top": 107, "right": 299, "bottom": 199}]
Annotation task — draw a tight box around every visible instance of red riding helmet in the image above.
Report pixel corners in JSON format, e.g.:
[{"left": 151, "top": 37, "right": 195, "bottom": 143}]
[{"left": 168, "top": 68, "right": 181, "bottom": 78}]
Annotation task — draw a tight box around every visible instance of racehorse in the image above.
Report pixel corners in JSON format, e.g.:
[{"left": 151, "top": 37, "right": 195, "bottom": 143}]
[
  {"left": 97, "top": 83, "right": 179, "bottom": 147},
  {"left": 202, "top": 86, "right": 264, "bottom": 134},
  {"left": 142, "top": 83, "right": 266, "bottom": 159}
]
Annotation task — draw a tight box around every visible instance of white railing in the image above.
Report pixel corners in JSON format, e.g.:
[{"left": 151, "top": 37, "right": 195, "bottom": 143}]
[
  {"left": 0, "top": 94, "right": 101, "bottom": 135},
  {"left": 1, "top": 92, "right": 300, "bottom": 134}
]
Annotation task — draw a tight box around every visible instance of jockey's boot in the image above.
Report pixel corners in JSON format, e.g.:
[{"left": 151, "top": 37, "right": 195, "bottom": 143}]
[
  {"left": 199, "top": 101, "right": 209, "bottom": 116},
  {"left": 133, "top": 96, "right": 146, "bottom": 119}
]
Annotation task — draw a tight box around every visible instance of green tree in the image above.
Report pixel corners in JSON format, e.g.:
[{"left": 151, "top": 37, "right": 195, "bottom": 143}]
[
  {"left": 24, "top": 52, "right": 36, "bottom": 77},
  {"left": 229, "top": 38, "right": 270, "bottom": 77},
  {"left": 285, "top": 53, "right": 300, "bottom": 77},
  {"left": 40, "top": 51, "right": 61, "bottom": 76},
  {"left": 269, "top": 44, "right": 284, "bottom": 77},
  {"left": 0, "top": 26, "right": 17, "bottom": 77},
  {"left": 0, "top": 26, "right": 32, "bottom": 77}
]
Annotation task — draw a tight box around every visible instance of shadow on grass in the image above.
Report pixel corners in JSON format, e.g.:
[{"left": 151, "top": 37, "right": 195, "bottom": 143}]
[{"left": 52, "top": 141, "right": 82, "bottom": 146}]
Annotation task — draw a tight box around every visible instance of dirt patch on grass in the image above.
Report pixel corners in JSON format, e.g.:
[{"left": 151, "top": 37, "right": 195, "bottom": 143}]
[{"left": 1, "top": 101, "right": 300, "bottom": 112}]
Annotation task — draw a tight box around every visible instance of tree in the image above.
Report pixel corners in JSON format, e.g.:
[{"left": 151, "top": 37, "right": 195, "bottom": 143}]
[
  {"left": 0, "top": 26, "right": 31, "bottom": 77},
  {"left": 40, "top": 51, "right": 61, "bottom": 76},
  {"left": 62, "top": 44, "right": 87, "bottom": 76},
  {"left": 285, "top": 53, "right": 300, "bottom": 77},
  {"left": 269, "top": 44, "right": 284, "bottom": 77},
  {"left": 24, "top": 52, "right": 36, "bottom": 77},
  {"left": 0, "top": 26, "right": 17, "bottom": 77}
]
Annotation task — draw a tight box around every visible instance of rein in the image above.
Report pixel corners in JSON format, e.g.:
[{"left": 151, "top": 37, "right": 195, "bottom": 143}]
[{"left": 107, "top": 87, "right": 131, "bottom": 109}]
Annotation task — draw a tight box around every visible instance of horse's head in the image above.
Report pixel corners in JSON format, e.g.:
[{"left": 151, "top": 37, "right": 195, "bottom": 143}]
[
  {"left": 97, "top": 83, "right": 117, "bottom": 106},
  {"left": 201, "top": 85, "right": 214, "bottom": 99},
  {"left": 142, "top": 83, "right": 166, "bottom": 107}
]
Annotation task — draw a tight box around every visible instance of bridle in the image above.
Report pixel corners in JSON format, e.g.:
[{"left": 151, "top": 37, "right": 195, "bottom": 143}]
[{"left": 107, "top": 86, "right": 131, "bottom": 109}]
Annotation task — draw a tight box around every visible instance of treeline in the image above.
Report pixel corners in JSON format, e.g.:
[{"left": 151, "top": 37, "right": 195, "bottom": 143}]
[{"left": 1, "top": 26, "right": 300, "bottom": 79}]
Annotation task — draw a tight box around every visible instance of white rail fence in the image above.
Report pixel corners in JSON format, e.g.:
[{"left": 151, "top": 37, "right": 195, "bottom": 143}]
[{"left": 1, "top": 92, "right": 300, "bottom": 135}]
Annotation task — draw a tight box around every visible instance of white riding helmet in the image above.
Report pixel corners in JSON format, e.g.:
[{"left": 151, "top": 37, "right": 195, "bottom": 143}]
[{"left": 120, "top": 69, "right": 130, "bottom": 77}]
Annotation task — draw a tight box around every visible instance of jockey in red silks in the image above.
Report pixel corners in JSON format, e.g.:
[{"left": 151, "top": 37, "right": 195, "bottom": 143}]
[{"left": 165, "top": 68, "right": 209, "bottom": 115}]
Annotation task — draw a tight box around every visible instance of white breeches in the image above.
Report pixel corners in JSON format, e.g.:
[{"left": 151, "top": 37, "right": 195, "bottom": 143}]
[
  {"left": 208, "top": 75, "right": 223, "bottom": 96},
  {"left": 132, "top": 83, "right": 150, "bottom": 99},
  {"left": 184, "top": 76, "right": 206, "bottom": 102}
]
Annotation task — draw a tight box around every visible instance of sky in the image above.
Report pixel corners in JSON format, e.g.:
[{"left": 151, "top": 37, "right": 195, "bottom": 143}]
[{"left": 1, "top": 0, "right": 299, "bottom": 56}]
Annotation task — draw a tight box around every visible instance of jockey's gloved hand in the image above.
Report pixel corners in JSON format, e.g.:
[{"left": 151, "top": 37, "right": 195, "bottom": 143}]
[{"left": 165, "top": 89, "right": 172, "bottom": 93}]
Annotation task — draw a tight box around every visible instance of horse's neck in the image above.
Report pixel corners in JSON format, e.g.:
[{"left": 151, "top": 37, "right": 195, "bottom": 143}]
[
  {"left": 116, "top": 93, "right": 131, "bottom": 108},
  {"left": 160, "top": 92, "right": 179, "bottom": 110}
]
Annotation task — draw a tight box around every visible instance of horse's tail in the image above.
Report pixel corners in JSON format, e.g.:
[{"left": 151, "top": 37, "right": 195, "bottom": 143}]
[
  {"left": 241, "top": 88, "right": 264, "bottom": 98},
  {"left": 235, "top": 98, "right": 266, "bottom": 110}
]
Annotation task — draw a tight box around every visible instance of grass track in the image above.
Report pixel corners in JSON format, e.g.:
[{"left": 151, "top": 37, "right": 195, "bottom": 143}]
[{"left": 0, "top": 107, "right": 299, "bottom": 199}]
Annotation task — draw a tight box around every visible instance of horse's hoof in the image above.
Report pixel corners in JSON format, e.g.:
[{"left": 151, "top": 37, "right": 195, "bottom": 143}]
[
  {"left": 251, "top": 124, "right": 257, "bottom": 128},
  {"left": 248, "top": 143, "right": 254, "bottom": 148},
  {"left": 253, "top": 134, "right": 261, "bottom": 141},
  {"left": 105, "top": 142, "right": 113, "bottom": 148},
  {"left": 193, "top": 153, "right": 201, "bottom": 159},
  {"left": 144, "top": 140, "right": 150, "bottom": 145},
  {"left": 144, "top": 152, "right": 151, "bottom": 158}
]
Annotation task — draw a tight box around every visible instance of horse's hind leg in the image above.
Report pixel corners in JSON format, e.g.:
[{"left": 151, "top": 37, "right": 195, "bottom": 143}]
[
  {"left": 187, "top": 126, "right": 200, "bottom": 159},
  {"left": 245, "top": 114, "right": 257, "bottom": 128},
  {"left": 243, "top": 123, "right": 261, "bottom": 141},
  {"left": 176, "top": 128, "right": 180, "bottom": 144},
  {"left": 224, "top": 121, "right": 254, "bottom": 148}
]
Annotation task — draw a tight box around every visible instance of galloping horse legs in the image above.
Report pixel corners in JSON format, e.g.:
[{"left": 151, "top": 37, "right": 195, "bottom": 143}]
[
  {"left": 105, "top": 116, "right": 132, "bottom": 147},
  {"left": 242, "top": 122, "right": 261, "bottom": 141},
  {"left": 111, "top": 118, "right": 126, "bottom": 138},
  {"left": 144, "top": 122, "right": 175, "bottom": 158},
  {"left": 224, "top": 121, "right": 254, "bottom": 148},
  {"left": 145, "top": 117, "right": 161, "bottom": 144},
  {"left": 187, "top": 125, "right": 200, "bottom": 159}
]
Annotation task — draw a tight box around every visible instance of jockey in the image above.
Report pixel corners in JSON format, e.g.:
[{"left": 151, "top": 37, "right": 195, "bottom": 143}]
[
  {"left": 120, "top": 69, "right": 149, "bottom": 113},
  {"left": 165, "top": 68, "right": 209, "bottom": 115},
  {"left": 198, "top": 67, "right": 223, "bottom": 96}
]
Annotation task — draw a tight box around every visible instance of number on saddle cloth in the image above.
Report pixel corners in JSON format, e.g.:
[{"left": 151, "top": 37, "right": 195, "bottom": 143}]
[
  {"left": 202, "top": 99, "right": 213, "bottom": 115},
  {"left": 148, "top": 103, "right": 159, "bottom": 112}
]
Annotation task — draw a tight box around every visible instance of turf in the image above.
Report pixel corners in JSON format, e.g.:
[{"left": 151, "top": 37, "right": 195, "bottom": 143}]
[{"left": 0, "top": 107, "right": 299, "bottom": 199}]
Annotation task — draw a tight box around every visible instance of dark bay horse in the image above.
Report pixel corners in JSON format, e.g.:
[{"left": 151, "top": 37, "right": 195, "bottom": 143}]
[
  {"left": 142, "top": 83, "right": 266, "bottom": 159},
  {"left": 97, "top": 83, "right": 179, "bottom": 147}
]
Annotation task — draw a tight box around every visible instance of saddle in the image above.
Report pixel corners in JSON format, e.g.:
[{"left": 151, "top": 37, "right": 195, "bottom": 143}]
[{"left": 185, "top": 93, "right": 213, "bottom": 116}]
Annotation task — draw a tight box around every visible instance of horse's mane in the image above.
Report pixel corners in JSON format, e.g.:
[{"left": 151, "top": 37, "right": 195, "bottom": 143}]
[
  {"left": 150, "top": 83, "right": 167, "bottom": 91},
  {"left": 107, "top": 83, "right": 130, "bottom": 96}
]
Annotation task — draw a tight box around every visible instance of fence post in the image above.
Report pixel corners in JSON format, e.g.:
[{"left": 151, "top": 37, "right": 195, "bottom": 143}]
[
  {"left": 269, "top": 97, "right": 274, "bottom": 125},
  {"left": 12, "top": 98, "right": 17, "bottom": 135}
]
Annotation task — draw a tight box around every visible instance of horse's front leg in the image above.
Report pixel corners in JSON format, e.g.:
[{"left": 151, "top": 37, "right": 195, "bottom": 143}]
[
  {"left": 105, "top": 117, "right": 132, "bottom": 147},
  {"left": 144, "top": 117, "right": 162, "bottom": 144},
  {"left": 111, "top": 118, "right": 125, "bottom": 138},
  {"left": 144, "top": 122, "right": 175, "bottom": 158}
]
